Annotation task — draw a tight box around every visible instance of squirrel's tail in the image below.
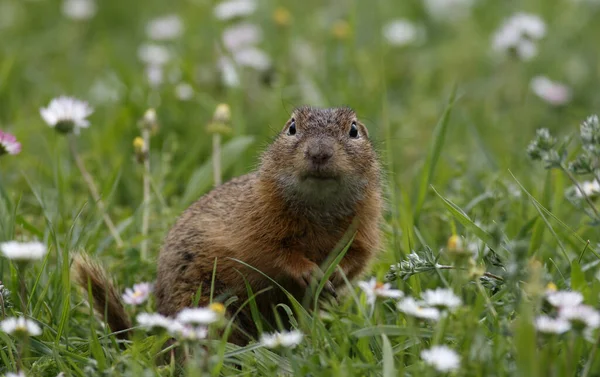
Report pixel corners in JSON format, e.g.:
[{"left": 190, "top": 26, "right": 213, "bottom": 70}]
[{"left": 73, "top": 254, "right": 132, "bottom": 339}]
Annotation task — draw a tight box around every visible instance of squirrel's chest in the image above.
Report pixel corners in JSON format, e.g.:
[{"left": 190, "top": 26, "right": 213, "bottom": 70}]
[{"left": 277, "top": 224, "right": 347, "bottom": 263}]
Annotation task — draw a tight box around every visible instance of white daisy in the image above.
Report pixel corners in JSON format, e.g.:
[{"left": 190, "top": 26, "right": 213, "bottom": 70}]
[
  {"left": 146, "top": 14, "right": 183, "bottom": 41},
  {"left": 218, "top": 57, "right": 240, "bottom": 87},
  {"left": 213, "top": 0, "right": 256, "bottom": 21},
  {"left": 136, "top": 312, "right": 173, "bottom": 330},
  {"left": 530, "top": 76, "right": 571, "bottom": 106},
  {"left": 492, "top": 13, "right": 546, "bottom": 61},
  {"left": 145, "top": 65, "right": 164, "bottom": 87},
  {"left": 168, "top": 321, "right": 208, "bottom": 341},
  {"left": 222, "top": 23, "right": 262, "bottom": 52},
  {"left": 137, "top": 43, "right": 171, "bottom": 66},
  {"left": 357, "top": 278, "right": 404, "bottom": 307},
  {"left": 382, "top": 19, "right": 420, "bottom": 46},
  {"left": 260, "top": 330, "right": 303, "bottom": 349},
  {"left": 421, "top": 288, "right": 462, "bottom": 311},
  {"left": 40, "top": 96, "right": 94, "bottom": 135},
  {"left": 1, "top": 317, "right": 42, "bottom": 336},
  {"left": 6, "top": 372, "right": 26, "bottom": 377},
  {"left": 397, "top": 297, "right": 440, "bottom": 321},
  {"left": 546, "top": 290, "right": 584, "bottom": 308},
  {"left": 175, "top": 82, "right": 194, "bottom": 101},
  {"left": 573, "top": 181, "right": 600, "bottom": 198},
  {"left": 0, "top": 241, "right": 47, "bottom": 261},
  {"left": 559, "top": 305, "right": 600, "bottom": 330},
  {"left": 421, "top": 345, "right": 460, "bottom": 372},
  {"left": 0, "top": 130, "right": 21, "bottom": 155},
  {"left": 535, "top": 315, "right": 571, "bottom": 334},
  {"left": 61, "top": 0, "right": 96, "bottom": 21},
  {"left": 122, "top": 282, "right": 153, "bottom": 305},
  {"left": 232, "top": 47, "right": 271, "bottom": 70},
  {"left": 176, "top": 307, "right": 220, "bottom": 325}
]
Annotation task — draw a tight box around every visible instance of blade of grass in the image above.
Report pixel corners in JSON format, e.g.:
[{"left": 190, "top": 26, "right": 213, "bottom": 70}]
[
  {"left": 528, "top": 170, "right": 552, "bottom": 256},
  {"left": 510, "top": 170, "right": 599, "bottom": 260},
  {"left": 413, "top": 85, "right": 458, "bottom": 223},
  {"left": 381, "top": 334, "right": 396, "bottom": 377},
  {"left": 431, "top": 186, "right": 495, "bottom": 246},
  {"left": 228, "top": 258, "right": 311, "bottom": 319},
  {"left": 180, "top": 136, "right": 254, "bottom": 207}
]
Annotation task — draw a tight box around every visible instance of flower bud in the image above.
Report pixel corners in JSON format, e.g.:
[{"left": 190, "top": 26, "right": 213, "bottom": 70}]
[
  {"left": 213, "top": 104, "right": 231, "bottom": 124},
  {"left": 273, "top": 7, "right": 291, "bottom": 27}
]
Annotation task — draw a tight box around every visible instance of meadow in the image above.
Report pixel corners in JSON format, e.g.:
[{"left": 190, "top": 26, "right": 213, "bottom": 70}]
[{"left": 2, "top": 0, "right": 600, "bottom": 375}]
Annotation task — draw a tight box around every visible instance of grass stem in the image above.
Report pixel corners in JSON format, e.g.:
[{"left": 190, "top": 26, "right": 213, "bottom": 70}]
[{"left": 68, "top": 135, "right": 124, "bottom": 248}]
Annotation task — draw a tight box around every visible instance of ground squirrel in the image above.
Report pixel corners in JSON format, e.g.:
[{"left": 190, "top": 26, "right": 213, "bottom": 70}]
[{"left": 75, "top": 106, "right": 383, "bottom": 344}]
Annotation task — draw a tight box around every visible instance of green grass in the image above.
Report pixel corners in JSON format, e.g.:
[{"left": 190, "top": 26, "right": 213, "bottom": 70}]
[{"left": 2, "top": 0, "right": 600, "bottom": 375}]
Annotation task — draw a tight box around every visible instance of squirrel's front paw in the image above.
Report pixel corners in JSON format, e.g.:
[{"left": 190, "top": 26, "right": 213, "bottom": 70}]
[{"left": 299, "top": 267, "right": 338, "bottom": 300}]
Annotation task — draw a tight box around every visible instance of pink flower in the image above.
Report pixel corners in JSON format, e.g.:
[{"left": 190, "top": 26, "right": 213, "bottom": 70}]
[
  {"left": 530, "top": 76, "right": 572, "bottom": 106},
  {"left": 0, "top": 130, "right": 21, "bottom": 155},
  {"left": 122, "top": 282, "right": 153, "bottom": 305}
]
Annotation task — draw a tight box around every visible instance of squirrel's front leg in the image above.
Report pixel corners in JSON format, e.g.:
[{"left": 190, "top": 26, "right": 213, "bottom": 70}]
[{"left": 276, "top": 251, "right": 337, "bottom": 298}]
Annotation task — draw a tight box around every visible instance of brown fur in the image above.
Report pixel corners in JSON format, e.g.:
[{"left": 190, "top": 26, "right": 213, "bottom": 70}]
[
  {"left": 74, "top": 106, "right": 383, "bottom": 345},
  {"left": 72, "top": 254, "right": 132, "bottom": 338},
  {"left": 155, "top": 106, "right": 382, "bottom": 344}
]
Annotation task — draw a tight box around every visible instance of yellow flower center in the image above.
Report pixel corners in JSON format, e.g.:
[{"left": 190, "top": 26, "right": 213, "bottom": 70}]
[
  {"left": 133, "top": 137, "right": 145, "bottom": 151},
  {"left": 332, "top": 21, "right": 351, "bottom": 39},
  {"left": 447, "top": 235, "right": 463, "bottom": 251},
  {"left": 273, "top": 7, "right": 291, "bottom": 26},
  {"left": 209, "top": 302, "right": 226, "bottom": 315}
]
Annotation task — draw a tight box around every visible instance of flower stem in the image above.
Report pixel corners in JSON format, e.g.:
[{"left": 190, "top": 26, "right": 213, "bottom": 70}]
[
  {"left": 582, "top": 331, "right": 600, "bottom": 377},
  {"left": 212, "top": 133, "right": 222, "bottom": 187},
  {"left": 435, "top": 265, "right": 504, "bottom": 282},
  {"left": 0, "top": 291, "right": 5, "bottom": 320},
  {"left": 19, "top": 270, "right": 27, "bottom": 314},
  {"left": 68, "top": 135, "right": 124, "bottom": 248},
  {"left": 141, "top": 128, "right": 151, "bottom": 260},
  {"left": 16, "top": 337, "right": 25, "bottom": 371},
  {"left": 561, "top": 165, "right": 600, "bottom": 219}
]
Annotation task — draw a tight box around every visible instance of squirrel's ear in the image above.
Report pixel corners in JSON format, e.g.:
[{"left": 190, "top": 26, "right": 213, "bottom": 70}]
[
  {"left": 281, "top": 118, "right": 293, "bottom": 132},
  {"left": 357, "top": 121, "right": 369, "bottom": 138}
]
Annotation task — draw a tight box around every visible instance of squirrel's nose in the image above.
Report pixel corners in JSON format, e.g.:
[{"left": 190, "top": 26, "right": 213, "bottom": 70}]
[{"left": 306, "top": 143, "right": 333, "bottom": 165}]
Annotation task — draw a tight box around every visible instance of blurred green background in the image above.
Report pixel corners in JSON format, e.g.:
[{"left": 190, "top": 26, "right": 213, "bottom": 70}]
[
  {"left": 3, "top": 0, "right": 600, "bottom": 375},
  {"left": 1, "top": 0, "right": 599, "bottom": 282}
]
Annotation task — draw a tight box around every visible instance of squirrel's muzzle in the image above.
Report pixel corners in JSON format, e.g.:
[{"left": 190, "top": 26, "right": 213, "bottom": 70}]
[{"left": 305, "top": 138, "right": 334, "bottom": 167}]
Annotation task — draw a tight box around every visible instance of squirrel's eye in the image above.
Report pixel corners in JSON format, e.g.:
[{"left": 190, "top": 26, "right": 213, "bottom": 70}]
[
  {"left": 349, "top": 122, "right": 359, "bottom": 138},
  {"left": 288, "top": 119, "right": 297, "bottom": 136}
]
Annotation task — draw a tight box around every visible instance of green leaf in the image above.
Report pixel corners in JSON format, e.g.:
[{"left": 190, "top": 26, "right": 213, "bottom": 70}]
[
  {"left": 510, "top": 171, "right": 600, "bottom": 260},
  {"left": 352, "top": 325, "right": 434, "bottom": 338},
  {"left": 528, "top": 170, "right": 552, "bottom": 256},
  {"left": 180, "top": 136, "right": 255, "bottom": 207},
  {"left": 514, "top": 303, "right": 538, "bottom": 377},
  {"left": 381, "top": 334, "right": 396, "bottom": 377},
  {"left": 413, "top": 85, "right": 458, "bottom": 222},
  {"left": 431, "top": 186, "right": 495, "bottom": 246},
  {"left": 314, "top": 224, "right": 356, "bottom": 307},
  {"left": 570, "top": 261, "right": 586, "bottom": 293}
]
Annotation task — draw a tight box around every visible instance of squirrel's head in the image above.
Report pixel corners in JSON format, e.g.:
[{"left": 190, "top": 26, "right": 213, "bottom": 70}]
[{"left": 259, "top": 106, "right": 380, "bottom": 212}]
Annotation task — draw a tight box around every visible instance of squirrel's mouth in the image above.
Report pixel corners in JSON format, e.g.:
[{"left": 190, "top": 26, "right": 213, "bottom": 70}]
[
  {"left": 305, "top": 176, "right": 337, "bottom": 183},
  {"left": 301, "top": 170, "right": 338, "bottom": 181}
]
